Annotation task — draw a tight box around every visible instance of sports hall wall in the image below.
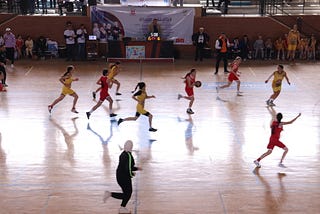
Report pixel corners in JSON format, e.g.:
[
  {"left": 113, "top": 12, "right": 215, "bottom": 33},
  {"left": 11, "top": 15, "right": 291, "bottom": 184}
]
[{"left": 0, "top": 12, "right": 319, "bottom": 59}]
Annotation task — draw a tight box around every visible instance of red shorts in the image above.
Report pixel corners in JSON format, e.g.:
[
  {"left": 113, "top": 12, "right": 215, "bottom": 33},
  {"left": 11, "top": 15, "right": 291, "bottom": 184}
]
[
  {"left": 228, "top": 73, "right": 239, "bottom": 82},
  {"left": 185, "top": 87, "right": 194, "bottom": 97},
  {"left": 267, "top": 138, "right": 286, "bottom": 150},
  {"left": 99, "top": 90, "right": 110, "bottom": 101}
]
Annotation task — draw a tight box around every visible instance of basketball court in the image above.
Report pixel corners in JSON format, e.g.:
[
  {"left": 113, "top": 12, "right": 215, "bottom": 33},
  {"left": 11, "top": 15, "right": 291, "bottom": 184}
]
[{"left": 0, "top": 58, "right": 319, "bottom": 213}]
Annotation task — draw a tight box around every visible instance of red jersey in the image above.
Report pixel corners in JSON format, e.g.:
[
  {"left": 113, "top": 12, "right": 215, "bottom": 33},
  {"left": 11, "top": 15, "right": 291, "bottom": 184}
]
[
  {"left": 185, "top": 75, "right": 195, "bottom": 97},
  {"left": 100, "top": 76, "right": 109, "bottom": 92},
  {"left": 270, "top": 121, "right": 283, "bottom": 140}
]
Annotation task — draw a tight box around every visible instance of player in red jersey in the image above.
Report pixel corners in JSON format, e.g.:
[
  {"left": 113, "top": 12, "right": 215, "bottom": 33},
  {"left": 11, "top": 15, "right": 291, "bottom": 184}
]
[
  {"left": 216, "top": 56, "right": 243, "bottom": 96},
  {"left": 86, "top": 69, "right": 117, "bottom": 119},
  {"left": 178, "top": 68, "right": 197, "bottom": 114},
  {"left": 254, "top": 106, "right": 301, "bottom": 168}
]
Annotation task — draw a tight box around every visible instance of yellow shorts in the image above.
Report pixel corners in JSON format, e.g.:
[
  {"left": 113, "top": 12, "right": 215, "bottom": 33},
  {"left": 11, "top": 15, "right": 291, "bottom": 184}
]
[
  {"left": 62, "top": 86, "right": 75, "bottom": 95},
  {"left": 136, "top": 104, "right": 147, "bottom": 115},
  {"left": 287, "top": 44, "right": 297, "bottom": 51},
  {"left": 272, "top": 83, "right": 281, "bottom": 93}
]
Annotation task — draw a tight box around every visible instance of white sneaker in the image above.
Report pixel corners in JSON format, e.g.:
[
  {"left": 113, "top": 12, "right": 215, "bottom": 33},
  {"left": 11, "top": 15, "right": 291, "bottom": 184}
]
[
  {"left": 278, "top": 163, "right": 287, "bottom": 168},
  {"left": 119, "top": 206, "right": 131, "bottom": 214},
  {"left": 103, "top": 191, "right": 111, "bottom": 203},
  {"left": 254, "top": 160, "right": 261, "bottom": 168},
  {"left": 237, "top": 91, "right": 243, "bottom": 96}
]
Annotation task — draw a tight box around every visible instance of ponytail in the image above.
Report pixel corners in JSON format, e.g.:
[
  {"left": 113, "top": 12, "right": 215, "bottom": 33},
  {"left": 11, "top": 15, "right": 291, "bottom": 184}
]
[{"left": 131, "top": 82, "right": 145, "bottom": 93}]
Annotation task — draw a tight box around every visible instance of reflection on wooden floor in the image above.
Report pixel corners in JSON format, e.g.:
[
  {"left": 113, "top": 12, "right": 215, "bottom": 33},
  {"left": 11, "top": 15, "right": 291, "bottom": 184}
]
[{"left": 0, "top": 58, "right": 319, "bottom": 214}]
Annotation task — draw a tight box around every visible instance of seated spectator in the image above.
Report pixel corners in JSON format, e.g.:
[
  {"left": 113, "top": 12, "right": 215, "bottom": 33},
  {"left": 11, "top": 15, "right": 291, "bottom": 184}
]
[
  {"left": 253, "top": 35, "right": 264, "bottom": 59},
  {"left": 47, "top": 38, "right": 59, "bottom": 57},
  {"left": 308, "top": 34, "right": 317, "bottom": 60},
  {"left": 35, "top": 36, "right": 47, "bottom": 59},
  {"left": 25, "top": 36, "right": 34, "bottom": 58},
  {"left": 274, "top": 36, "right": 285, "bottom": 60},
  {"left": 15, "top": 35, "right": 24, "bottom": 60}
]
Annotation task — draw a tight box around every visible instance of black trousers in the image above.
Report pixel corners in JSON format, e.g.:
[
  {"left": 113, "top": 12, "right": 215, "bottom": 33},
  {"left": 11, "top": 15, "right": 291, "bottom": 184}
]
[
  {"left": 6, "top": 47, "right": 14, "bottom": 65},
  {"left": 66, "top": 44, "right": 75, "bottom": 61},
  {"left": 195, "top": 44, "right": 205, "bottom": 61},
  {"left": 215, "top": 52, "right": 228, "bottom": 73},
  {"left": 111, "top": 175, "right": 132, "bottom": 207},
  {"left": 0, "top": 66, "right": 6, "bottom": 84}
]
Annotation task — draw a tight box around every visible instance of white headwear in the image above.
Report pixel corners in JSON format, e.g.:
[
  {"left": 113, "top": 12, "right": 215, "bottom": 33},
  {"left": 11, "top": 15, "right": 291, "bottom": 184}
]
[
  {"left": 124, "top": 140, "right": 133, "bottom": 152},
  {"left": 5, "top": 28, "right": 11, "bottom": 32}
]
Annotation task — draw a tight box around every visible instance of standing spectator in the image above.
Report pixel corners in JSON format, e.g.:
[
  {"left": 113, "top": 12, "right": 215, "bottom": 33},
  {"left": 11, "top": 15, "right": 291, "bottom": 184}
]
[
  {"left": 112, "top": 21, "right": 123, "bottom": 41},
  {"left": 15, "top": 35, "right": 24, "bottom": 60},
  {"left": 41, "top": 0, "right": 48, "bottom": 14},
  {"left": 106, "top": 23, "right": 113, "bottom": 41},
  {"left": 92, "top": 22, "right": 100, "bottom": 40},
  {"left": 58, "top": 0, "right": 64, "bottom": 15},
  {"left": 191, "top": 27, "right": 210, "bottom": 62},
  {"left": 239, "top": 34, "right": 250, "bottom": 61},
  {"left": 253, "top": 35, "right": 264, "bottom": 59},
  {"left": 25, "top": 36, "right": 34, "bottom": 58},
  {"left": 215, "top": 32, "right": 230, "bottom": 74},
  {"left": 3, "top": 28, "right": 15, "bottom": 68},
  {"left": 147, "top": 19, "right": 161, "bottom": 37},
  {"left": 64, "top": 21, "right": 76, "bottom": 61},
  {"left": 76, "top": 24, "right": 87, "bottom": 61}
]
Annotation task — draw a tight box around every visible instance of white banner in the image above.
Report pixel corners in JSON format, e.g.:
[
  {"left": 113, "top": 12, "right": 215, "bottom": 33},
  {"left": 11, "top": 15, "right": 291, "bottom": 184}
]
[
  {"left": 121, "top": 0, "right": 170, "bottom": 6},
  {"left": 91, "top": 6, "right": 195, "bottom": 45}
]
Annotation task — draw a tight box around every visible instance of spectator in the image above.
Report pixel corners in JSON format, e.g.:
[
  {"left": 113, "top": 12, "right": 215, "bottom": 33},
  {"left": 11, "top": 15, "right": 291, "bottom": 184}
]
[
  {"left": 3, "top": 28, "right": 15, "bottom": 68},
  {"left": 92, "top": 22, "right": 101, "bottom": 40},
  {"left": 76, "top": 24, "right": 88, "bottom": 61},
  {"left": 25, "top": 36, "right": 34, "bottom": 58},
  {"left": 239, "top": 34, "right": 250, "bottom": 61},
  {"left": 15, "top": 35, "right": 24, "bottom": 60},
  {"left": 215, "top": 32, "right": 230, "bottom": 74},
  {"left": 35, "top": 36, "right": 47, "bottom": 60},
  {"left": 191, "top": 27, "right": 210, "bottom": 62},
  {"left": 308, "top": 34, "right": 317, "bottom": 60},
  {"left": 112, "top": 21, "right": 123, "bottom": 41},
  {"left": 264, "top": 38, "right": 273, "bottom": 60},
  {"left": 148, "top": 18, "right": 161, "bottom": 37},
  {"left": 253, "top": 35, "right": 264, "bottom": 59},
  {"left": 64, "top": 21, "right": 76, "bottom": 61},
  {"left": 274, "top": 36, "right": 285, "bottom": 60}
]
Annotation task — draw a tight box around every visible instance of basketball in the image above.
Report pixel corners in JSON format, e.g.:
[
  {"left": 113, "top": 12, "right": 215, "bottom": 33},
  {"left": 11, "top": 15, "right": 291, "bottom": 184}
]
[{"left": 195, "top": 81, "right": 202, "bottom": 88}]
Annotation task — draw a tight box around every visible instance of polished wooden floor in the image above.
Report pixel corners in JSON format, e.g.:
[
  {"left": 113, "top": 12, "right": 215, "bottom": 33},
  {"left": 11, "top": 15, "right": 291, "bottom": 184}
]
[{"left": 0, "top": 58, "right": 319, "bottom": 214}]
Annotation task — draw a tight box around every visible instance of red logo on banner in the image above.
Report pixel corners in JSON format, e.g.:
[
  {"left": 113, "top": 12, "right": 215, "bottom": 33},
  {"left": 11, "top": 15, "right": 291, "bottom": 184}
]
[{"left": 176, "top": 38, "right": 185, "bottom": 43}]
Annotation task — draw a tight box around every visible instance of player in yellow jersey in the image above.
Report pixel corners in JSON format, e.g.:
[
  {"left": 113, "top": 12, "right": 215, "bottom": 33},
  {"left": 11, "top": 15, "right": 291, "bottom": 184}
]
[
  {"left": 265, "top": 65, "right": 290, "bottom": 106},
  {"left": 48, "top": 65, "right": 79, "bottom": 114},
  {"left": 117, "top": 82, "right": 157, "bottom": 132},
  {"left": 287, "top": 24, "right": 300, "bottom": 61},
  {"left": 92, "top": 61, "right": 121, "bottom": 99}
]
